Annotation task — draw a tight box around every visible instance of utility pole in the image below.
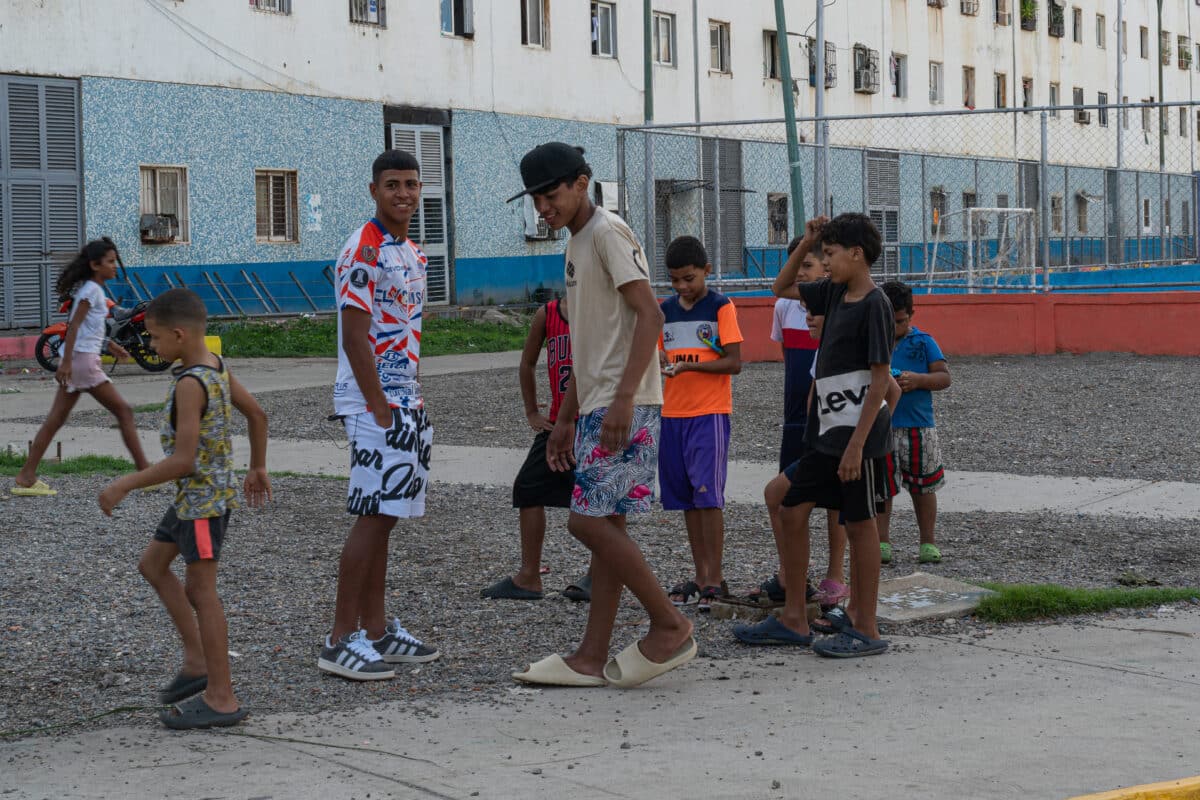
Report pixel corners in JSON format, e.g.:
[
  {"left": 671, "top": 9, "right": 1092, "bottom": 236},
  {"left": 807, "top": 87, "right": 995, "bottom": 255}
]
[
  {"left": 775, "top": 0, "right": 806, "bottom": 234},
  {"left": 644, "top": 0, "right": 654, "bottom": 123},
  {"left": 1117, "top": 0, "right": 1124, "bottom": 168},
  {"left": 1158, "top": 0, "right": 1165, "bottom": 171},
  {"left": 692, "top": 0, "right": 700, "bottom": 122},
  {"left": 815, "top": 0, "right": 827, "bottom": 216}
]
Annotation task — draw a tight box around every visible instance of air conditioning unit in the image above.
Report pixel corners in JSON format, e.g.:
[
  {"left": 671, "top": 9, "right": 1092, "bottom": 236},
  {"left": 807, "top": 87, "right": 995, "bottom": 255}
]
[
  {"left": 995, "top": 11, "right": 1011, "bottom": 24},
  {"left": 139, "top": 213, "right": 179, "bottom": 244},
  {"left": 961, "top": 0, "right": 979, "bottom": 14},
  {"left": 522, "top": 195, "right": 557, "bottom": 241},
  {"left": 854, "top": 70, "right": 879, "bottom": 93},
  {"left": 1075, "top": 109, "right": 1092, "bottom": 124}
]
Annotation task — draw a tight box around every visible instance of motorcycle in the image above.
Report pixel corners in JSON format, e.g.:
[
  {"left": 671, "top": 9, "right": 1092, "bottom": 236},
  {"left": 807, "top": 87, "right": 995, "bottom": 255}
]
[{"left": 35, "top": 299, "right": 171, "bottom": 374}]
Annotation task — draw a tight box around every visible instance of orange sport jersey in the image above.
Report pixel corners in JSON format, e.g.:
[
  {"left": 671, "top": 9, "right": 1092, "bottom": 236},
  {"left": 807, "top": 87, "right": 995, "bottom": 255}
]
[{"left": 659, "top": 291, "right": 743, "bottom": 418}]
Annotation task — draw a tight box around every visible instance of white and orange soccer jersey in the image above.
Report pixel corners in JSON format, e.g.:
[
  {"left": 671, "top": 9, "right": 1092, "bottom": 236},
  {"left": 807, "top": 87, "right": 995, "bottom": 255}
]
[{"left": 333, "top": 218, "right": 428, "bottom": 416}]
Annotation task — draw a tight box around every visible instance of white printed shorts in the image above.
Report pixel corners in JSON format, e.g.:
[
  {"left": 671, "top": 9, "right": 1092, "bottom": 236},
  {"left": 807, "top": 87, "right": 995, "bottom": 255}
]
[{"left": 344, "top": 408, "right": 432, "bottom": 518}]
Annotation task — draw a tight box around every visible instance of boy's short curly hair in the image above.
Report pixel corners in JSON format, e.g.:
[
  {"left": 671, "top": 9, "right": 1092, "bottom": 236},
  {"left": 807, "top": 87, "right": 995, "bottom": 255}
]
[
  {"left": 882, "top": 280, "right": 914, "bottom": 314},
  {"left": 664, "top": 235, "right": 709, "bottom": 271},
  {"left": 146, "top": 288, "right": 208, "bottom": 330},
  {"left": 819, "top": 213, "right": 882, "bottom": 266}
]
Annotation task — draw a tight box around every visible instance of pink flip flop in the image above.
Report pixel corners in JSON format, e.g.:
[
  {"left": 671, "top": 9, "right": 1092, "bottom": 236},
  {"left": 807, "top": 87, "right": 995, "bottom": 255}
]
[{"left": 814, "top": 579, "right": 849, "bottom": 608}]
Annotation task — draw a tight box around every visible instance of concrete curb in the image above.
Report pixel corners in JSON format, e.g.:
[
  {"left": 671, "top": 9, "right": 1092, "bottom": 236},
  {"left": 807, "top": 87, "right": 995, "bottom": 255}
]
[
  {"left": 0, "top": 335, "right": 36, "bottom": 359},
  {"left": 1068, "top": 777, "right": 1200, "bottom": 800}
]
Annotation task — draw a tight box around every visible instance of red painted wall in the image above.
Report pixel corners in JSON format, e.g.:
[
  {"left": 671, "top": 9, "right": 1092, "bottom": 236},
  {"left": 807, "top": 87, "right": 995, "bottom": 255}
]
[{"left": 730, "top": 292, "right": 1200, "bottom": 359}]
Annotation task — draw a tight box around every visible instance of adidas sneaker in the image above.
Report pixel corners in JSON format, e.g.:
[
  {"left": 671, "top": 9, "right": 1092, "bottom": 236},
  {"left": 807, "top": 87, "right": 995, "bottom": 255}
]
[
  {"left": 317, "top": 630, "right": 396, "bottom": 681},
  {"left": 372, "top": 618, "right": 440, "bottom": 664}
]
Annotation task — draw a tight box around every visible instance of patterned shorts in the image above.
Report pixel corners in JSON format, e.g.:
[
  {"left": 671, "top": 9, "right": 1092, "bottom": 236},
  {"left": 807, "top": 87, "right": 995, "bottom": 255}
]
[
  {"left": 571, "top": 405, "right": 661, "bottom": 517},
  {"left": 889, "top": 426, "right": 945, "bottom": 495},
  {"left": 344, "top": 408, "right": 433, "bottom": 518}
]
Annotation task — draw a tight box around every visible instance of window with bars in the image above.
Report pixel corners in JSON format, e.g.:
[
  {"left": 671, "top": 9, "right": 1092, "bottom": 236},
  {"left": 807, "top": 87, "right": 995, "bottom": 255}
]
[
  {"left": 764, "top": 31, "right": 781, "bottom": 79},
  {"left": 1048, "top": 82, "right": 1060, "bottom": 116},
  {"left": 807, "top": 37, "right": 837, "bottom": 87},
  {"left": 1071, "top": 7, "right": 1082, "bottom": 42},
  {"left": 929, "top": 61, "right": 944, "bottom": 103},
  {"left": 1095, "top": 13, "right": 1105, "bottom": 48},
  {"left": 250, "top": 0, "right": 291, "bottom": 13},
  {"left": 1140, "top": 26, "right": 1149, "bottom": 58},
  {"left": 349, "top": 0, "right": 386, "bottom": 27},
  {"left": 853, "top": 44, "right": 881, "bottom": 94},
  {"left": 1076, "top": 194, "right": 1088, "bottom": 234},
  {"left": 255, "top": 170, "right": 298, "bottom": 243},
  {"left": 653, "top": 12, "right": 675, "bottom": 65},
  {"left": 962, "top": 66, "right": 975, "bottom": 108},
  {"left": 994, "top": 72, "right": 1007, "bottom": 108},
  {"left": 1161, "top": 30, "right": 1172, "bottom": 66},
  {"left": 930, "top": 188, "right": 947, "bottom": 234},
  {"left": 139, "top": 166, "right": 189, "bottom": 243},
  {"left": 1048, "top": 2, "right": 1064, "bottom": 37},
  {"left": 709, "top": 21, "right": 731, "bottom": 72},
  {"left": 767, "top": 194, "right": 789, "bottom": 245},
  {"left": 521, "top": 0, "right": 547, "bottom": 47},
  {"left": 1051, "top": 195, "right": 1063, "bottom": 233},
  {"left": 1179, "top": 35, "right": 1192, "bottom": 69},
  {"left": 1097, "top": 92, "right": 1108, "bottom": 127},
  {"left": 591, "top": 1, "right": 616, "bottom": 58},
  {"left": 891, "top": 53, "right": 907, "bottom": 98},
  {"left": 962, "top": 191, "right": 977, "bottom": 235}
]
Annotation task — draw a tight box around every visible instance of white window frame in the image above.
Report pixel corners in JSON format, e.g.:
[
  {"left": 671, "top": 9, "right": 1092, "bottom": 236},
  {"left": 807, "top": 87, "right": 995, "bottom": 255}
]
[
  {"left": 349, "top": 0, "right": 386, "bottom": 27},
  {"left": 929, "top": 61, "right": 944, "bottom": 103},
  {"left": 521, "top": 0, "right": 547, "bottom": 48},
  {"left": 1096, "top": 13, "right": 1106, "bottom": 48},
  {"left": 1097, "top": 91, "right": 1109, "bottom": 127},
  {"left": 1121, "top": 20, "right": 1127, "bottom": 53},
  {"left": 440, "top": 0, "right": 474, "bottom": 37},
  {"left": 891, "top": 53, "right": 907, "bottom": 98},
  {"left": 139, "top": 165, "right": 189, "bottom": 243},
  {"left": 250, "top": 0, "right": 291, "bottom": 13},
  {"left": 653, "top": 11, "right": 676, "bottom": 66},
  {"left": 591, "top": 1, "right": 617, "bottom": 58},
  {"left": 255, "top": 169, "right": 299, "bottom": 243},
  {"left": 1071, "top": 7, "right": 1082, "bottom": 43},
  {"left": 1048, "top": 82, "right": 1060, "bottom": 116},
  {"left": 709, "top": 20, "right": 731, "bottom": 73},
  {"left": 764, "top": 30, "right": 781, "bottom": 79}
]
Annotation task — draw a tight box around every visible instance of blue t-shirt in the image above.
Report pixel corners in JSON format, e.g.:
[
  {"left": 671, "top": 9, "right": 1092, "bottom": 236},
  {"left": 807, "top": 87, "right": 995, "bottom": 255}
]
[{"left": 891, "top": 325, "right": 946, "bottom": 429}]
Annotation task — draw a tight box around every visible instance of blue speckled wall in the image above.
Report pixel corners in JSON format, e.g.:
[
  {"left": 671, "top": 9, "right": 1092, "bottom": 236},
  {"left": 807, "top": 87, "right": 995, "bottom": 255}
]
[{"left": 81, "top": 77, "right": 382, "bottom": 267}]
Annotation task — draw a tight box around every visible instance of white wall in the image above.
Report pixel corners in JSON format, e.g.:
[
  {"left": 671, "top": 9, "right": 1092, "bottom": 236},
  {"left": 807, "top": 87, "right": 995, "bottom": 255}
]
[{"left": 1, "top": 0, "right": 1196, "bottom": 133}]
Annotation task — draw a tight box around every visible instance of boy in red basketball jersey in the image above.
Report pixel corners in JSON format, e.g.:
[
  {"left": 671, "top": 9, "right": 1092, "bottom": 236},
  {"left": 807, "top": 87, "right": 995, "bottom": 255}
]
[{"left": 481, "top": 296, "right": 589, "bottom": 601}]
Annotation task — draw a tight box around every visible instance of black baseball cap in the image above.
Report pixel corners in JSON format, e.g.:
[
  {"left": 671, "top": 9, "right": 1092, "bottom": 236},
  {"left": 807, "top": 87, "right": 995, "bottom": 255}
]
[{"left": 506, "top": 142, "right": 588, "bottom": 203}]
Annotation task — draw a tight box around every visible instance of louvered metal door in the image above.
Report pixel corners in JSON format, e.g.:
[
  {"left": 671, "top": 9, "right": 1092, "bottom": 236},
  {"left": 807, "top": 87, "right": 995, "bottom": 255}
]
[
  {"left": 866, "top": 151, "right": 900, "bottom": 277},
  {"left": 389, "top": 124, "right": 451, "bottom": 305},
  {"left": 700, "top": 137, "right": 745, "bottom": 277},
  {"left": 0, "top": 76, "right": 82, "bottom": 328}
]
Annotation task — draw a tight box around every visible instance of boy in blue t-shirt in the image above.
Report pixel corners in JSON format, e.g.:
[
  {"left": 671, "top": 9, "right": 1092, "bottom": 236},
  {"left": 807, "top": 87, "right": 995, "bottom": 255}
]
[{"left": 877, "top": 281, "right": 952, "bottom": 564}]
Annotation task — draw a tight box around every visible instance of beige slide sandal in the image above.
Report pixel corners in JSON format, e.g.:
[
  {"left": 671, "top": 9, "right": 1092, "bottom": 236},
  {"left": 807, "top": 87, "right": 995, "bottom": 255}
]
[
  {"left": 512, "top": 654, "right": 607, "bottom": 687},
  {"left": 603, "top": 636, "right": 698, "bottom": 689}
]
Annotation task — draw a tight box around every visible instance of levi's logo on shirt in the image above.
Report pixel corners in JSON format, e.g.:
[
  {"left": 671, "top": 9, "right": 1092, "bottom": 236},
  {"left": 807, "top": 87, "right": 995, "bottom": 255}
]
[{"left": 815, "top": 369, "right": 874, "bottom": 434}]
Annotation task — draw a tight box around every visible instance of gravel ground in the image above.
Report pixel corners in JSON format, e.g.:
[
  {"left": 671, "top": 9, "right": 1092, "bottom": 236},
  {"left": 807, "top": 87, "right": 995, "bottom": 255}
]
[
  {"left": 55, "top": 352, "right": 1200, "bottom": 481},
  {"left": 3, "top": 475, "right": 1199, "bottom": 738}
]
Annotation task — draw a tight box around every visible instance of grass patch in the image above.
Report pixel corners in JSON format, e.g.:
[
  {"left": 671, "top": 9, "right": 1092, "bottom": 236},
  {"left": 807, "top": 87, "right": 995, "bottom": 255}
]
[
  {"left": 213, "top": 316, "right": 527, "bottom": 358},
  {"left": 133, "top": 402, "right": 164, "bottom": 413},
  {"left": 0, "top": 451, "right": 135, "bottom": 477},
  {"left": 975, "top": 582, "right": 1200, "bottom": 623}
]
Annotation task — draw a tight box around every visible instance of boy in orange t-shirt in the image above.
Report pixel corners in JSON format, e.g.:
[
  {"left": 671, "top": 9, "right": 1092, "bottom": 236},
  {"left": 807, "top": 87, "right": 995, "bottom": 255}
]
[{"left": 659, "top": 236, "right": 744, "bottom": 610}]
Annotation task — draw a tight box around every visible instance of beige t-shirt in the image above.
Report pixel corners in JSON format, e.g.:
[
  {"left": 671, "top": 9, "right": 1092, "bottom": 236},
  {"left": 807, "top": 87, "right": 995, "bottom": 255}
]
[{"left": 565, "top": 207, "right": 664, "bottom": 415}]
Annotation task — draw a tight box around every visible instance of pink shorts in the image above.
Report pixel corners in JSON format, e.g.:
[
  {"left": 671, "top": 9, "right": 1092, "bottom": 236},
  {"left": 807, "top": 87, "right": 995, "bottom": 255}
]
[{"left": 65, "top": 352, "right": 111, "bottom": 393}]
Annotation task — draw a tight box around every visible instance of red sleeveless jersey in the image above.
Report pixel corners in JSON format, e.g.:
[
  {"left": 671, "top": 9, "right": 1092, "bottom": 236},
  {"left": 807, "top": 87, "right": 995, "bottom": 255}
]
[{"left": 544, "top": 299, "right": 572, "bottom": 423}]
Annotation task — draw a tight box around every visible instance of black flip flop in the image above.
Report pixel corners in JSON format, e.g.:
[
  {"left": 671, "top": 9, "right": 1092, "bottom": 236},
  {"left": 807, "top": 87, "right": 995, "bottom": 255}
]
[
  {"left": 812, "top": 628, "right": 889, "bottom": 659},
  {"left": 158, "top": 671, "right": 208, "bottom": 705},
  {"left": 480, "top": 576, "right": 544, "bottom": 600},
  {"left": 563, "top": 574, "right": 591, "bottom": 602},
  {"left": 811, "top": 606, "right": 854, "bottom": 636},
  {"left": 160, "top": 695, "right": 248, "bottom": 730}
]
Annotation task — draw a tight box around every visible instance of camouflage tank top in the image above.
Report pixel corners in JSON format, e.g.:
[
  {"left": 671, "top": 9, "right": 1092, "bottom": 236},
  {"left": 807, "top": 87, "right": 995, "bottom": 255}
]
[{"left": 160, "top": 359, "right": 237, "bottom": 519}]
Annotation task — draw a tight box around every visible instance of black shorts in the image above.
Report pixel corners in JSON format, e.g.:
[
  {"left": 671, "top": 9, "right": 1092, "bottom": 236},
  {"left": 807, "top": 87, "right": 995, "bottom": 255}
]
[
  {"left": 780, "top": 450, "right": 887, "bottom": 523},
  {"left": 512, "top": 431, "right": 575, "bottom": 509},
  {"left": 153, "top": 507, "right": 231, "bottom": 563}
]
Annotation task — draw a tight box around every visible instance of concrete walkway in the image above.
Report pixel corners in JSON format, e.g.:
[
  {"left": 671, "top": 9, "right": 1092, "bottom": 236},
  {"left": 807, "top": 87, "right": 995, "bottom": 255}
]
[
  {"left": 4, "top": 422, "right": 1198, "bottom": 520},
  {"left": 5, "top": 608, "right": 1200, "bottom": 799}
]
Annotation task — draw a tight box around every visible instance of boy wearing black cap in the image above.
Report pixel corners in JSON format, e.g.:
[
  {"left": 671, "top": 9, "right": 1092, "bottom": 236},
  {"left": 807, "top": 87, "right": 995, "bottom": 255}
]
[{"left": 508, "top": 143, "right": 696, "bottom": 689}]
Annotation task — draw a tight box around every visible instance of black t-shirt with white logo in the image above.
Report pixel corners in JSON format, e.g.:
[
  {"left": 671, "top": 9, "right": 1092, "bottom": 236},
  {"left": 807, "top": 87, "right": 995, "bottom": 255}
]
[{"left": 800, "top": 279, "right": 894, "bottom": 458}]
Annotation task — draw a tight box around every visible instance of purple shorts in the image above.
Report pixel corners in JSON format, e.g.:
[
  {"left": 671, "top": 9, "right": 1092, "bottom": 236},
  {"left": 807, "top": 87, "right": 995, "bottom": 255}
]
[{"left": 658, "top": 414, "right": 730, "bottom": 511}]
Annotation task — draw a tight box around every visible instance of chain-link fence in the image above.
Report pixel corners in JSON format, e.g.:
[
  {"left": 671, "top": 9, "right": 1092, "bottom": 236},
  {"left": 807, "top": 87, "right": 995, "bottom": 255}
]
[{"left": 618, "top": 102, "right": 1200, "bottom": 291}]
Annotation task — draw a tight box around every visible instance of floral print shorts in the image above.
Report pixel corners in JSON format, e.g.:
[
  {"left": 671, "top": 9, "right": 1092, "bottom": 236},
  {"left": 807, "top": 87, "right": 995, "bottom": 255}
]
[{"left": 571, "top": 405, "right": 661, "bottom": 517}]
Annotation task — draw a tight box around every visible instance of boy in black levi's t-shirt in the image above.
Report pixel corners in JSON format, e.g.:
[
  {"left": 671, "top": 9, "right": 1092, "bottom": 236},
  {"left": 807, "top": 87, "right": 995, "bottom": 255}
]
[{"left": 739, "top": 214, "right": 893, "bottom": 658}]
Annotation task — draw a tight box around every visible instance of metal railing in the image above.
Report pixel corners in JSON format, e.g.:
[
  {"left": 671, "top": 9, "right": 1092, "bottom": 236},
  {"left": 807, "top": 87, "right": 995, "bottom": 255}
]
[{"left": 617, "top": 101, "right": 1200, "bottom": 292}]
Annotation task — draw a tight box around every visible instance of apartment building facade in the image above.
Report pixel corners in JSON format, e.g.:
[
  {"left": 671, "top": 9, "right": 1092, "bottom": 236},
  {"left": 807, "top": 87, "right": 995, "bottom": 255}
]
[{"left": 1, "top": 0, "right": 1197, "bottom": 322}]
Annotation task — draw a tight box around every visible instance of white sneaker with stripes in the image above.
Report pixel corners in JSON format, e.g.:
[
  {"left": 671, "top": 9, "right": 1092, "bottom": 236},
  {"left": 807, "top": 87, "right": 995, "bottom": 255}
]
[
  {"left": 318, "top": 630, "right": 396, "bottom": 681},
  {"left": 372, "top": 618, "right": 440, "bottom": 664}
]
